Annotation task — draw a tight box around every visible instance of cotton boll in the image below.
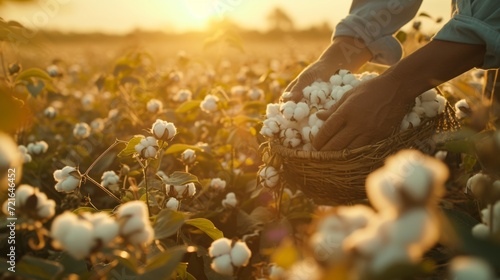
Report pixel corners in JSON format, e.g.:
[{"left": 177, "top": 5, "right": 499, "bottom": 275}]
[
  {"left": 349, "top": 78, "right": 361, "bottom": 87},
  {"left": 449, "top": 256, "right": 495, "bottom": 280},
  {"left": 294, "top": 102, "right": 310, "bottom": 121},
  {"left": 147, "top": 99, "right": 163, "bottom": 113},
  {"left": 62, "top": 221, "right": 95, "bottom": 259},
  {"left": 37, "top": 199, "right": 56, "bottom": 220},
  {"left": 466, "top": 173, "right": 490, "bottom": 196},
  {"left": 92, "top": 215, "right": 119, "bottom": 245},
  {"left": 406, "top": 112, "right": 421, "bottom": 128},
  {"left": 366, "top": 172, "right": 401, "bottom": 213},
  {"left": 222, "top": 192, "right": 238, "bottom": 208},
  {"left": 436, "top": 95, "right": 446, "bottom": 114},
  {"left": 302, "top": 143, "right": 314, "bottom": 151},
  {"left": 165, "top": 197, "right": 179, "bottom": 211},
  {"left": 421, "top": 101, "right": 440, "bottom": 118},
  {"left": 472, "top": 223, "right": 490, "bottom": 239},
  {"left": 310, "top": 231, "right": 345, "bottom": 263},
  {"left": 230, "top": 240, "right": 252, "bottom": 266},
  {"left": 370, "top": 245, "right": 412, "bottom": 274},
  {"left": 209, "top": 238, "right": 232, "bottom": 257},
  {"left": 117, "top": 200, "right": 148, "bottom": 220},
  {"left": 388, "top": 209, "right": 430, "bottom": 245},
  {"left": 342, "top": 74, "right": 356, "bottom": 86},
  {"left": 280, "top": 101, "right": 296, "bottom": 120},
  {"left": 266, "top": 103, "right": 281, "bottom": 119},
  {"left": 329, "top": 74, "right": 343, "bottom": 86},
  {"left": 302, "top": 127, "right": 313, "bottom": 143},
  {"left": 455, "top": 99, "right": 470, "bottom": 120},
  {"left": 211, "top": 254, "right": 234, "bottom": 275},
  {"left": 337, "top": 205, "right": 375, "bottom": 231},
  {"left": 287, "top": 258, "right": 322, "bottom": 280},
  {"left": 420, "top": 89, "right": 437, "bottom": 102},
  {"left": 259, "top": 166, "right": 280, "bottom": 189},
  {"left": 269, "top": 264, "right": 285, "bottom": 279},
  {"left": 400, "top": 118, "right": 410, "bottom": 131},
  {"left": 120, "top": 216, "right": 146, "bottom": 236},
  {"left": 341, "top": 84, "right": 353, "bottom": 93},
  {"left": 323, "top": 99, "right": 337, "bottom": 110},
  {"left": 401, "top": 164, "right": 432, "bottom": 202},
  {"left": 280, "top": 91, "right": 293, "bottom": 100},
  {"left": 412, "top": 105, "right": 426, "bottom": 117},
  {"left": 128, "top": 225, "right": 154, "bottom": 246},
  {"left": 338, "top": 69, "right": 350, "bottom": 77}
]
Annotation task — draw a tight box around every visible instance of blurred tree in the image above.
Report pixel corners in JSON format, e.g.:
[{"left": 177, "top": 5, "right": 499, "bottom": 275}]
[{"left": 267, "top": 7, "right": 294, "bottom": 32}]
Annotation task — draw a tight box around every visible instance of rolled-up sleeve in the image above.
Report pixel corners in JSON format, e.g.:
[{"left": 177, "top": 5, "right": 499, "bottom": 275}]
[
  {"left": 334, "top": 0, "right": 423, "bottom": 65},
  {"left": 433, "top": 0, "right": 500, "bottom": 69}
]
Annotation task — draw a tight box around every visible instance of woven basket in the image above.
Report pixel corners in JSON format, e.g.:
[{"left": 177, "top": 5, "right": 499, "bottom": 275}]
[{"left": 267, "top": 92, "right": 460, "bottom": 206}]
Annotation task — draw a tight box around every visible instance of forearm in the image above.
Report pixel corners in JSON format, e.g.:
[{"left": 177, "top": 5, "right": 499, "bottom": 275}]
[
  {"left": 385, "top": 39, "right": 486, "bottom": 103},
  {"left": 319, "top": 36, "right": 373, "bottom": 73}
]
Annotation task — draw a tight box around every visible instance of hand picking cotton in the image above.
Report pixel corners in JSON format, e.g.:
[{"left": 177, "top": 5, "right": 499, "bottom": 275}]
[{"left": 261, "top": 70, "right": 447, "bottom": 151}]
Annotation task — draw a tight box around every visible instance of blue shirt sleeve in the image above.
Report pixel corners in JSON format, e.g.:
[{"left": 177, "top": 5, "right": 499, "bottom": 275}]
[
  {"left": 433, "top": 0, "right": 500, "bottom": 69},
  {"left": 334, "top": 0, "right": 423, "bottom": 66}
]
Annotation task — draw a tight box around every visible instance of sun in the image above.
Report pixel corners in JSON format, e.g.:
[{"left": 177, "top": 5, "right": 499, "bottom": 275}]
[{"left": 182, "top": 0, "right": 217, "bottom": 27}]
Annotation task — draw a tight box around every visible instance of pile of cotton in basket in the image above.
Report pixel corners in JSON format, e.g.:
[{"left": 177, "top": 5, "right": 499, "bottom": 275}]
[{"left": 260, "top": 70, "right": 447, "bottom": 151}]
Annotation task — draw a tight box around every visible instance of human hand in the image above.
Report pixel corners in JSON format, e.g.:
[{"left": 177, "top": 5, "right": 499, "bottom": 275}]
[
  {"left": 312, "top": 74, "right": 413, "bottom": 151},
  {"left": 281, "top": 36, "right": 372, "bottom": 102}
]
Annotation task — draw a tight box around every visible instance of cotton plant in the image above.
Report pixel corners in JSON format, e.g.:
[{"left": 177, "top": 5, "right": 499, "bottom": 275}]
[
  {"left": 260, "top": 70, "right": 448, "bottom": 151},
  {"left": 209, "top": 178, "right": 227, "bottom": 192},
  {"left": 165, "top": 182, "right": 196, "bottom": 200},
  {"left": 208, "top": 237, "right": 252, "bottom": 276},
  {"left": 116, "top": 200, "right": 155, "bottom": 247},
  {"left": 151, "top": 119, "right": 177, "bottom": 141}
]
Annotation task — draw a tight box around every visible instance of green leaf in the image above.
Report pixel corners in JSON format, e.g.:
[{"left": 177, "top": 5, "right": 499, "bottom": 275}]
[
  {"left": 153, "top": 209, "right": 186, "bottom": 239},
  {"left": 118, "top": 135, "right": 143, "bottom": 157},
  {"left": 175, "top": 100, "right": 202, "bottom": 114},
  {"left": 163, "top": 171, "right": 200, "bottom": 186},
  {"left": 15, "top": 255, "right": 64, "bottom": 280},
  {"left": 139, "top": 246, "right": 187, "bottom": 280},
  {"left": 175, "top": 263, "right": 197, "bottom": 280},
  {"left": 164, "top": 144, "right": 204, "bottom": 155},
  {"left": 185, "top": 218, "right": 224, "bottom": 240},
  {"left": 72, "top": 207, "right": 98, "bottom": 214},
  {"left": 15, "top": 68, "right": 52, "bottom": 83}
]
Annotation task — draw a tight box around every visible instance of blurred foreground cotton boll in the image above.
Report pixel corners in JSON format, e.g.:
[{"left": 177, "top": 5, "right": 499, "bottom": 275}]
[
  {"left": 116, "top": 201, "right": 154, "bottom": 246},
  {"left": 449, "top": 256, "right": 495, "bottom": 280},
  {"left": 2, "top": 184, "right": 55, "bottom": 221},
  {"left": 366, "top": 149, "right": 448, "bottom": 213},
  {"left": 18, "top": 145, "right": 32, "bottom": 163},
  {"left": 146, "top": 98, "right": 163, "bottom": 113}
]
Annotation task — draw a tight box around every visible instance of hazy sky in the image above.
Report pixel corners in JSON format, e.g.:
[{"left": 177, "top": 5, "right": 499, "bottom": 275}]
[{"left": 3, "top": 0, "right": 451, "bottom": 34}]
